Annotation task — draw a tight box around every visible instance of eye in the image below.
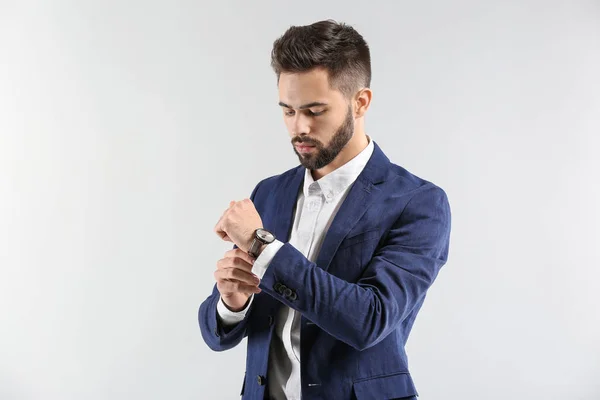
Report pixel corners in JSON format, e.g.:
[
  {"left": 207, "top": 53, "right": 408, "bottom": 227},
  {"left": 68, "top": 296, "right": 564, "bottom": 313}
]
[{"left": 283, "top": 109, "right": 325, "bottom": 117}]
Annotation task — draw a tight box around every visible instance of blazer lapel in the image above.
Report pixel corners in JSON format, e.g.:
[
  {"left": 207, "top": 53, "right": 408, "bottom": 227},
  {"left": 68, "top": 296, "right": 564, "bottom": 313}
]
[
  {"left": 265, "top": 142, "right": 391, "bottom": 272},
  {"left": 270, "top": 167, "right": 304, "bottom": 243},
  {"left": 315, "top": 142, "right": 390, "bottom": 272},
  {"left": 258, "top": 167, "right": 304, "bottom": 313}
]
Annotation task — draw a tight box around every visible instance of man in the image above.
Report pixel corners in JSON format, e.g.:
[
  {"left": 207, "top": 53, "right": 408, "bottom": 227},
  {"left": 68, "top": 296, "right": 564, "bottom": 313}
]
[{"left": 198, "top": 19, "right": 451, "bottom": 400}]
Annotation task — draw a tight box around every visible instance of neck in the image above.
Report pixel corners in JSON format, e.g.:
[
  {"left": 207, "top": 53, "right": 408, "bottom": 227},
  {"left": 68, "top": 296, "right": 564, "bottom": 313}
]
[{"left": 311, "top": 132, "right": 369, "bottom": 180}]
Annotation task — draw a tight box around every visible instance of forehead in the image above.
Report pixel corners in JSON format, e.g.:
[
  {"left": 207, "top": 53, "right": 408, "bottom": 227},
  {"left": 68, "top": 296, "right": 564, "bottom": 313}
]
[{"left": 278, "top": 68, "right": 345, "bottom": 107}]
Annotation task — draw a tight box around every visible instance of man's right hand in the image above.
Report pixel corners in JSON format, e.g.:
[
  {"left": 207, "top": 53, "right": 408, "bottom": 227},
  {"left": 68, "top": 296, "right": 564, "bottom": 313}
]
[{"left": 214, "top": 248, "right": 262, "bottom": 312}]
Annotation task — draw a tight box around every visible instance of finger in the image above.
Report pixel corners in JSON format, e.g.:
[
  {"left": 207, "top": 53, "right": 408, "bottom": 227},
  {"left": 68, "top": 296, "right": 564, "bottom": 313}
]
[
  {"left": 214, "top": 217, "right": 230, "bottom": 240},
  {"left": 215, "top": 228, "right": 229, "bottom": 240},
  {"left": 217, "top": 280, "right": 261, "bottom": 294},
  {"left": 216, "top": 256, "right": 254, "bottom": 273},
  {"left": 224, "top": 248, "right": 255, "bottom": 265},
  {"left": 214, "top": 219, "right": 224, "bottom": 235},
  {"left": 221, "top": 252, "right": 255, "bottom": 270},
  {"left": 216, "top": 231, "right": 232, "bottom": 242},
  {"left": 214, "top": 205, "right": 231, "bottom": 235},
  {"left": 214, "top": 267, "right": 260, "bottom": 286},
  {"left": 217, "top": 257, "right": 255, "bottom": 275}
]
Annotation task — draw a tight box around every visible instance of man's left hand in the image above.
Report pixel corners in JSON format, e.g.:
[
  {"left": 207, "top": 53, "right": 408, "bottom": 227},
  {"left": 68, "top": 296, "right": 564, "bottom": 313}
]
[{"left": 214, "top": 199, "right": 263, "bottom": 252}]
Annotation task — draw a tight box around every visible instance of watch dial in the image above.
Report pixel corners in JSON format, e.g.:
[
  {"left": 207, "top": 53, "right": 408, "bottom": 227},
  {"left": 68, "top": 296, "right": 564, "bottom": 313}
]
[{"left": 257, "top": 229, "right": 274, "bottom": 242}]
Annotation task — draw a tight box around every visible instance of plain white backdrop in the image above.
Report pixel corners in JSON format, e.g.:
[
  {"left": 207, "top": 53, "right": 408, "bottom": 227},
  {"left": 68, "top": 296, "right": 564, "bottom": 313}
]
[{"left": 1, "top": 1, "right": 599, "bottom": 399}]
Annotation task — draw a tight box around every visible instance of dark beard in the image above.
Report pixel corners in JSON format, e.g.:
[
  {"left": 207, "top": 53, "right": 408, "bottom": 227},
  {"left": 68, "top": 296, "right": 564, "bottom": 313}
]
[{"left": 291, "top": 107, "right": 354, "bottom": 170}]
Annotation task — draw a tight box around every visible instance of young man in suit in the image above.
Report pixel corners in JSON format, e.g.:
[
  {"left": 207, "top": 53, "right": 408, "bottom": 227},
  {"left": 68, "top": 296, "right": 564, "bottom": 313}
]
[{"left": 199, "top": 19, "right": 451, "bottom": 400}]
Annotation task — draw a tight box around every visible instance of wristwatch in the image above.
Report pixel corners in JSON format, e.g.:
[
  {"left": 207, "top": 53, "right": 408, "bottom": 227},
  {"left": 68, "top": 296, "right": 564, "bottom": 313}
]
[{"left": 248, "top": 228, "right": 276, "bottom": 259}]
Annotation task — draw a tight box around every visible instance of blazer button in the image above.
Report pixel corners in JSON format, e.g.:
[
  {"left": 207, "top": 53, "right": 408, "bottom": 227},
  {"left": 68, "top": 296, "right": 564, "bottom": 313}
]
[
  {"left": 257, "top": 375, "right": 266, "bottom": 386},
  {"left": 268, "top": 315, "right": 274, "bottom": 326},
  {"left": 214, "top": 328, "right": 220, "bottom": 338},
  {"left": 283, "top": 288, "right": 292, "bottom": 298},
  {"left": 273, "top": 282, "right": 282, "bottom": 291},
  {"left": 289, "top": 291, "right": 297, "bottom": 301},
  {"left": 277, "top": 285, "right": 286, "bottom": 295}
]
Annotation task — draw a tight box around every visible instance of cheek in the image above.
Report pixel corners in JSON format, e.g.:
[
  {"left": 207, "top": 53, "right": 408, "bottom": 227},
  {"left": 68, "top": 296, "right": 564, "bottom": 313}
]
[{"left": 315, "top": 117, "right": 337, "bottom": 134}]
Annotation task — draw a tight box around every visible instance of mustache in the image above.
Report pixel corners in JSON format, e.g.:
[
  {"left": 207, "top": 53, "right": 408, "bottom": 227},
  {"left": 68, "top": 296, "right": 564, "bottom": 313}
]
[{"left": 292, "top": 137, "right": 320, "bottom": 146}]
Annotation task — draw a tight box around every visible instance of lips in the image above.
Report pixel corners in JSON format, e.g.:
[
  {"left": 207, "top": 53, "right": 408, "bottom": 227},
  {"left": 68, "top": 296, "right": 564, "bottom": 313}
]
[{"left": 295, "top": 144, "right": 315, "bottom": 153}]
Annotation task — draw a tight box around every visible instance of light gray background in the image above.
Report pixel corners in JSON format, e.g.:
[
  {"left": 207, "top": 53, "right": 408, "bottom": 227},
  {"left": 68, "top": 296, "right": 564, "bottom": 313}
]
[{"left": 1, "top": 1, "right": 599, "bottom": 399}]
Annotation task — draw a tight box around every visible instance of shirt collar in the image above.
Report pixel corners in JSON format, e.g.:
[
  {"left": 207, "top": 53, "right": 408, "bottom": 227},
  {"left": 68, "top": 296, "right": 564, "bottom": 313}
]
[{"left": 303, "top": 135, "right": 375, "bottom": 203}]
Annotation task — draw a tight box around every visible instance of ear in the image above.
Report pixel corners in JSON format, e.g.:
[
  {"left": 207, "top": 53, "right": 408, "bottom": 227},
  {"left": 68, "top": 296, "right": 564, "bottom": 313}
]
[{"left": 354, "top": 88, "right": 372, "bottom": 118}]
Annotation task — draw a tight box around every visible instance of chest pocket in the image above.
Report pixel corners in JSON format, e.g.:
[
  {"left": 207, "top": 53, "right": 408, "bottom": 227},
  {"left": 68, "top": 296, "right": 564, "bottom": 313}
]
[
  {"left": 328, "top": 228, "right": 382, "bottom": 282},
  {"left": 338, "top": 228, "right": 381, "bottom": 250}
]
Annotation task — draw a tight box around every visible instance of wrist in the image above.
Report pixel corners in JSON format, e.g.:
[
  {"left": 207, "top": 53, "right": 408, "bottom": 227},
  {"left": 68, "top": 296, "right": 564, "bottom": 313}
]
[
  {"left": 257, "top": 243, "right": 267, "bottom": 257},
  {"left": 222, "top": 295, "right": 252, "bottom": 312},
  {"left": 248, "top": 228, "right": 276, "bottom": 258},
  {"left": 247, "top": 243, "right": 268, "bottom": 259}
]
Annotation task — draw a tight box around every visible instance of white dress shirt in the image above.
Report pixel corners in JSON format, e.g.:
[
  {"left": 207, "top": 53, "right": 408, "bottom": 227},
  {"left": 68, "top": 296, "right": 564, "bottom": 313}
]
[{"left": 217, "top": 137, "right": 374, "bottom": 400}]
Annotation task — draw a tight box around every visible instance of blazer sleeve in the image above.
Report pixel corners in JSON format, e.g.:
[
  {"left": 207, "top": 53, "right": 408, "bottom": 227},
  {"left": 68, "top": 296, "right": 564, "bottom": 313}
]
[
  {"left": 197, "top": 180, "right": 264, "bottom": 352},
  {"left": 257, "top": 183, "right": 451, "bottom": 351}
]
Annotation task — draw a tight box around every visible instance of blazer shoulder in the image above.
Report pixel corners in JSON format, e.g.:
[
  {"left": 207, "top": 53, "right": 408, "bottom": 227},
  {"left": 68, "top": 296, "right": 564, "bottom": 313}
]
[{"left": 387, "top": 161, "right": 449, "bottom": 202}]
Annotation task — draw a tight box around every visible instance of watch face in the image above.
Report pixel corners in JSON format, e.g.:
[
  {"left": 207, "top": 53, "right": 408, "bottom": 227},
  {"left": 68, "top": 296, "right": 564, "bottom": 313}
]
[{"left": 256, "top": 228, "right": 275, "bottom": 242}]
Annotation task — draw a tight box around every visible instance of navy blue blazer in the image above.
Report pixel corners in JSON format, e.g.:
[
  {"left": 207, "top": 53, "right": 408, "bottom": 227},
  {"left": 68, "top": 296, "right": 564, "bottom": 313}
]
[{"left": 199, "top": 141, "right": 451, "bottom": 399}]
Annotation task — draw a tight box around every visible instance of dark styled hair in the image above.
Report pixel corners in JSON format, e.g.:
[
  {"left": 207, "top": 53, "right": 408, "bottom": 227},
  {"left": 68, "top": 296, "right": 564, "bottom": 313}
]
[{"left": 270, "top": 19, "right": 371, "bottom": 98}]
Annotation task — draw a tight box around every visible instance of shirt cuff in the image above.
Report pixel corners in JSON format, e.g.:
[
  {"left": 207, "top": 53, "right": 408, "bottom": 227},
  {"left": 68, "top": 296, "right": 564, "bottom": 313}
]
[
  {"left": 251, "top": 240, "right": 284, "bottom": 279},
  {"left": 216, "top": 295, "right": 254, "bottom": 326}
]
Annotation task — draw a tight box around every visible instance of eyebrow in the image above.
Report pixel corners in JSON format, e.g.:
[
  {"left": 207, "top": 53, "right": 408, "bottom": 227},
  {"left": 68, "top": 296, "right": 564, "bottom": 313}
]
[{"left": 278, "top": 101, "right": 328, "bottom": 110}]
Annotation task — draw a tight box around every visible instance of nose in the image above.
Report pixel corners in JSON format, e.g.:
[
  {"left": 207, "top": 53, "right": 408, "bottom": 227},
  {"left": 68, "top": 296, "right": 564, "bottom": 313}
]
[{"left": 289, "top": 113, "right": 311, "bottom": 137}]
